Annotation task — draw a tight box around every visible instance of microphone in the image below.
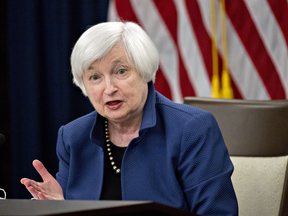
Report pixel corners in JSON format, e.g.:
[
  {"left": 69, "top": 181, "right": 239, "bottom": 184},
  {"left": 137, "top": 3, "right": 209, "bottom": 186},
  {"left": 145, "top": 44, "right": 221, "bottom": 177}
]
[{"left": 0, "top": 134, "right": 5, "bottom": 145}]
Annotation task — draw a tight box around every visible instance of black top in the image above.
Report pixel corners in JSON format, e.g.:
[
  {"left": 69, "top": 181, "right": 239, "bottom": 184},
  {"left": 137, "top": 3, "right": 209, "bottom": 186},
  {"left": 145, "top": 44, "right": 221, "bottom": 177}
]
[{"left": 100, "top": 139, "right": 126, "bottom": 200}]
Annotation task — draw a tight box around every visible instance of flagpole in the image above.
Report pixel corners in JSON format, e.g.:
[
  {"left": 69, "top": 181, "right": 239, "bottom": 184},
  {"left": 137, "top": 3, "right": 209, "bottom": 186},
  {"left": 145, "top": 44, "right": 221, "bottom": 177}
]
[
  {"left": 220, "top": 0, "right": 233, "bottom": 98},
  {"left": 211, "top": 0, "right": 220, "bottom": 98}
]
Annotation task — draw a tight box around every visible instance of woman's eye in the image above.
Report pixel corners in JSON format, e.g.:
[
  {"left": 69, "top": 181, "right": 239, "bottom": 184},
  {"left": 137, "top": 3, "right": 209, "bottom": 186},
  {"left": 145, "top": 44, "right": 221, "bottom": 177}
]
[
  {"left": 90, "top": 74, "right": 100, "bottom": 80},
  {"left": 117, "top": 68, "right": 126, "bottom": 75}
]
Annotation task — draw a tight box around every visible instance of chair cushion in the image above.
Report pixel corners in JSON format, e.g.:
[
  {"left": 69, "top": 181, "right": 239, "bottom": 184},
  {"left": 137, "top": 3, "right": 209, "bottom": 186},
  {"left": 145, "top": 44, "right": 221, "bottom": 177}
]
[{"left": 230, "top": 156, "right": 288, "bottom": 216}]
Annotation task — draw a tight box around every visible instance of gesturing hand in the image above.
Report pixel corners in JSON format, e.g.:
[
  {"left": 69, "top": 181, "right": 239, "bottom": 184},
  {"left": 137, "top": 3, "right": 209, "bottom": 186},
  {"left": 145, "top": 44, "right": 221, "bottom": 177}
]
[{"left": 20, "top": 159, "right": 64, "bottom": 200}]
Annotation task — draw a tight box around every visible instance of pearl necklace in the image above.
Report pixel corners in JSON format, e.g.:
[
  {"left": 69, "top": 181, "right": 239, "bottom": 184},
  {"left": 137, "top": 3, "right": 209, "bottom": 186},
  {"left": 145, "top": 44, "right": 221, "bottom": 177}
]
[{"left": 105, "top": 119, "right": 121, "bottom": 174}]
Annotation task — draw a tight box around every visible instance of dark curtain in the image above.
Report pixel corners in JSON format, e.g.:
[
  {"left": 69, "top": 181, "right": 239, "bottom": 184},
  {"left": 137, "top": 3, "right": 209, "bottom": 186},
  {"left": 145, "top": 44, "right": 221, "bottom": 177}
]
[
  {"left": 0, "top": 0, "right": 10, "bottom": 199},
  {"left": 4, "top": 0, "right": 109, "bottom": 199}
]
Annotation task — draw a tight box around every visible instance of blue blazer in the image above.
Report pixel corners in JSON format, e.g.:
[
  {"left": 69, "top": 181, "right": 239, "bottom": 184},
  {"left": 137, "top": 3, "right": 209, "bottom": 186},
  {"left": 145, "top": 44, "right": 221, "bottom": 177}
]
[{"left": 56, "top": 82, "right": 238, "bottom": 215}]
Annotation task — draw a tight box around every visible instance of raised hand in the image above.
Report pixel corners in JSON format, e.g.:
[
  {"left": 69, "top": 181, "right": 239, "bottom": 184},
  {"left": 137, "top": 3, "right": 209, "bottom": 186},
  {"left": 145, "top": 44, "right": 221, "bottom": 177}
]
[{"left": 20, "top": 159, "right": 64, "bottom": 200}]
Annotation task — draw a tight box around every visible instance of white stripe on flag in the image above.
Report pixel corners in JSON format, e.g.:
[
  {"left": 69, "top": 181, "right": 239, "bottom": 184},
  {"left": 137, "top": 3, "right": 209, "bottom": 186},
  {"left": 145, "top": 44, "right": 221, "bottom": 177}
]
[
  {"left": 107, "top": 0, "right": 118, "bottom": 22},
  {"left": 244, "top": 0, "right": 288, "bottom": 96},
  {"left": 174, "top": 0, "right": 211, "bottom": 97}
]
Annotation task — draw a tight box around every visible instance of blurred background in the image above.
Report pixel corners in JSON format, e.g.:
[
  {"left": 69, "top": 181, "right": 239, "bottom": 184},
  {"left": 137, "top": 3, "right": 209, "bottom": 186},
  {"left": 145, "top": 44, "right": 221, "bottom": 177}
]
[{"left": 1, "top": 0, "right": 287, "bottom": 199}]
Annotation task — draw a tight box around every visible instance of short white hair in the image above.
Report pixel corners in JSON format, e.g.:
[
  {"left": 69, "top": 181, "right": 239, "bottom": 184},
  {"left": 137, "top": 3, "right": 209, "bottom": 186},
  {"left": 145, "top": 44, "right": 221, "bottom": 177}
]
[{"left": 70, "top": 21, "right": 159, "bottom": 96}]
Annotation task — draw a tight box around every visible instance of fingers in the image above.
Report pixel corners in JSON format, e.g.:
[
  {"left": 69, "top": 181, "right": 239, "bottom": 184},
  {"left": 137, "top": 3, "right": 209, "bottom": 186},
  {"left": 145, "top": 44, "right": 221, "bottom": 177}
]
[
  {"left": 26, "top": 185, "right": 40, "bottom": 199},
  {"left": 20, "top": 178, "right": 29, "bottom": 185},
  {"left": 32, "top": 160, "right": 53, "bottom": 182},
  {"left": 20, "top": 178, "right": 35, "bottom": 188},
  {"left": 26, "top": 186, "right": 52, "bottom": 200},
  {"left": 20, "top": 178, "right": 52, "bottom": 200},
  {"left": 20, "top": 178, "right": 41, "bottom": 199},
  {"left": 38, "top": 192, "right": 54, "bottom": 200},
  {"left": 21, "top": 160, "right": 65, "bottom": 200}
]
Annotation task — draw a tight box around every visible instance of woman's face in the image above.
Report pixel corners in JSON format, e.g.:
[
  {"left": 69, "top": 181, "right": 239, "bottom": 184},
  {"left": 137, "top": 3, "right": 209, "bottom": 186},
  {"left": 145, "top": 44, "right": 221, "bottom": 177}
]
[{"left": 83, "top": 43, "right": 148, "bottom": 124}]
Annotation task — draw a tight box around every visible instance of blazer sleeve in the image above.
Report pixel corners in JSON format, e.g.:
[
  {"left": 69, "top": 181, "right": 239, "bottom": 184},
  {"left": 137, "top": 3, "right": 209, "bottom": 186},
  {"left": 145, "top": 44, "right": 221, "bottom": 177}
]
[
  {"left": 55, "top": 126, "right": 70, "bottom": 198},
  {"left": 178, "top": 111, "right": 238, "bottom": 216}
]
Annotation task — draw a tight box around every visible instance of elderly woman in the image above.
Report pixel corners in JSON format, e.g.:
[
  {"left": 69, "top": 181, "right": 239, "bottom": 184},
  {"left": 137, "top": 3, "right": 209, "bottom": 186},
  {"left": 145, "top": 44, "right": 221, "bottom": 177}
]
[{"left": 21, "top": 21, "right": 238, "bottom": 215}]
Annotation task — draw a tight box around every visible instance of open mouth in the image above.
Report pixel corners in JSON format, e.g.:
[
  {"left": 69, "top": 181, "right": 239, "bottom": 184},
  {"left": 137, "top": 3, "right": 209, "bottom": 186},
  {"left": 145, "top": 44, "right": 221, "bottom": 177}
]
[{"left": 106, "top": 101, "right": 121, "bottom": 105}]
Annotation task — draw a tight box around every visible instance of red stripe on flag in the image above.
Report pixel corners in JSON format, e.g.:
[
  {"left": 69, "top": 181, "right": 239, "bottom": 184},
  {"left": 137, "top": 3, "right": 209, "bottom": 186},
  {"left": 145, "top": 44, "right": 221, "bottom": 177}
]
[
  {"left": 115, "top": 0, "right": 139, "bottom": 23},
  {"left": 226, "top": 0, "right": 286, "bottom": 99},
  {"left": 230, "top": 79, "right": 243, "bottom": 99},
  {"left": 114, "top": 0, "right": 172, "bottom": 100},
  {"left": 267, "top": 0, "right": 288, "bottom": 48},
  {"left": 153, "top": 0, "right": 195, "bottom": 97},
  {"left": 154, "top": 67, "right": 172, "bottom": 100}
]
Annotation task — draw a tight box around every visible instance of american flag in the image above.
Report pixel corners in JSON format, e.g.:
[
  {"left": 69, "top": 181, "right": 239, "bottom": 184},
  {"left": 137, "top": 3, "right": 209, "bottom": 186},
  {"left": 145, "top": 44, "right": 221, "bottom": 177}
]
[{"left": 108, "top": 0, "right": 288, "bottom": 103}]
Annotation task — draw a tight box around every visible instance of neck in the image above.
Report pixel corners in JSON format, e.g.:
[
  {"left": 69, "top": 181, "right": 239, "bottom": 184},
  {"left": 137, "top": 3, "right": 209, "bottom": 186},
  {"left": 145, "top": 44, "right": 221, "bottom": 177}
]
[{"left": 107, "top": 115, "right": 142, "bottom": 147}]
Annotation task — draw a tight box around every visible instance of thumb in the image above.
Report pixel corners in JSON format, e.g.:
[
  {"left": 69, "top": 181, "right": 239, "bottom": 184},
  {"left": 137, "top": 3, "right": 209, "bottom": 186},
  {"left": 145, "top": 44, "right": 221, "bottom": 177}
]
[{"left": 33, "top": 159, "right": 53, "bottom": 182}]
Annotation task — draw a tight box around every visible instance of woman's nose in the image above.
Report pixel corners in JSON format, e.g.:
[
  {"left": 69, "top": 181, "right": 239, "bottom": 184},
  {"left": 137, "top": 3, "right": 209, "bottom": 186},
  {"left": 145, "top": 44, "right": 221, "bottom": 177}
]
[{"left": 104, "top": 78, "right": 118, "bottom": 95}]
